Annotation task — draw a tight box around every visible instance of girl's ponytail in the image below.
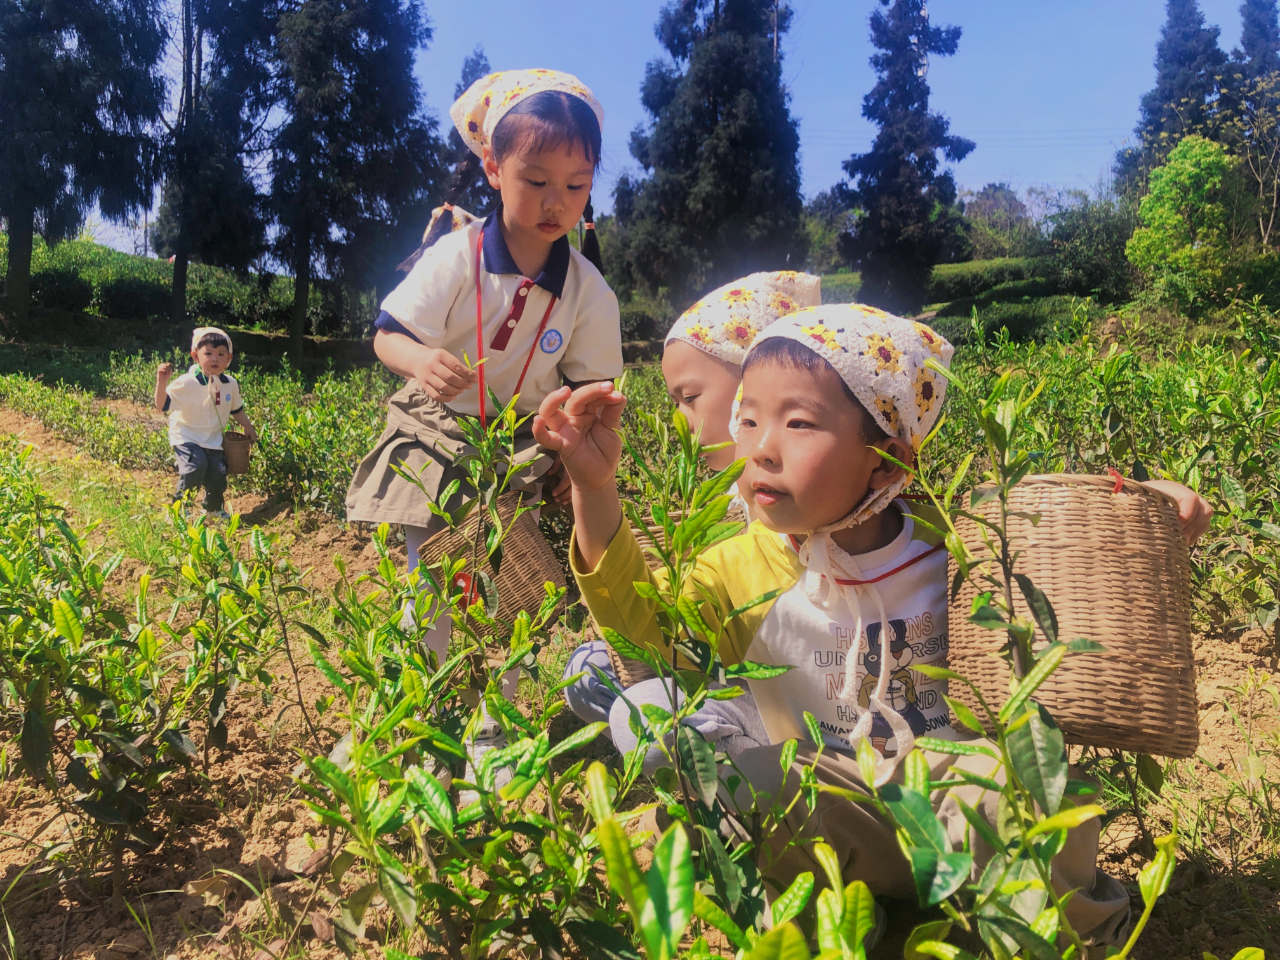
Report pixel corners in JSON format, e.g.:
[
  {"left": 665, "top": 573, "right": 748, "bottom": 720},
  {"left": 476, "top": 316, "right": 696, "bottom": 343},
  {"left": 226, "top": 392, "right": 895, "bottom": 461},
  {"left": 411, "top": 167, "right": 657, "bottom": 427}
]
[
  {"left": 397, "top": 152, "right": 482, "bottom": 273},
  {"left": 580, "top": 197, "right": 604, "bottom": 276}
]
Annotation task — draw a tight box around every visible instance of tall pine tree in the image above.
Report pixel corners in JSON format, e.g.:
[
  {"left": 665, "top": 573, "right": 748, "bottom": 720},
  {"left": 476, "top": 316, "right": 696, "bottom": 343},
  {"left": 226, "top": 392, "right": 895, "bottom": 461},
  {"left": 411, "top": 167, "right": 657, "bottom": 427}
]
[
  {"left": 836, "top": 0, "right": 973, "bottom": 315},
  {"left": 1237, "top": 0, "right": 1280, "bottom": 78},
  {"left": 1118, "top": 0, "right": 1226, "bottom": 184},
  {"left": 270, "top": 0, "right": 444, "bottom": 355},
  {"left": 610, "top": 0, "right": 804, "bottom": 305},
  {"left": 0, "top": 0, "right": 165, "bottom": 325},
  {"left": 442, "top": 46, "right": 499, "bottom": 217},
  {"left": 156, "top": 0, "right": 276, "bottom": 324}
]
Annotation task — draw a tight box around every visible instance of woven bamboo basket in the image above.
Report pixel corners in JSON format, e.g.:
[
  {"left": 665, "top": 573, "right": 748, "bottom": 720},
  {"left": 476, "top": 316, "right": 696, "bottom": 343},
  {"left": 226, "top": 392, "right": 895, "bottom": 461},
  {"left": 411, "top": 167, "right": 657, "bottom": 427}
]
[
  {"left": 947, "top": 474, "right": 1198, "bottom": 758},
  {"left": 421, "top": 493, "right": 564, "bottom": 629},
  {"left": 222, "top": 431, "right": 252, "bottom": 476}
]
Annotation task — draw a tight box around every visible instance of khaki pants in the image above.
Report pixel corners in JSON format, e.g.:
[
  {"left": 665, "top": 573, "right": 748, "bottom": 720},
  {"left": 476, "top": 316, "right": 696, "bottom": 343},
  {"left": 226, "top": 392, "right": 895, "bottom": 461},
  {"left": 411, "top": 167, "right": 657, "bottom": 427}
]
[{"left": 729, "top": 741, "right": 1131, "bottom": 948}]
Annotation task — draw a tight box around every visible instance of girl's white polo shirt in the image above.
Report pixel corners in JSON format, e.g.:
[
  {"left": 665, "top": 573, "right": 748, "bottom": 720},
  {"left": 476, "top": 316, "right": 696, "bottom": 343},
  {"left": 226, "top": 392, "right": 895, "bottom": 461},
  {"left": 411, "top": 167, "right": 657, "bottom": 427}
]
[{"left": 377, "top": 212, "right": 623, "bottom": 417}]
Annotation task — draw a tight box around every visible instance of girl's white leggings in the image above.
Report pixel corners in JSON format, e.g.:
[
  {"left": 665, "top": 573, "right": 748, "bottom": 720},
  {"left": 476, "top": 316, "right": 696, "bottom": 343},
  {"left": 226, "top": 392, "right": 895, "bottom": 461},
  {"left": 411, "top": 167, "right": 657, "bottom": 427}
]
[{"left": 406, "top": 524, "right": 519, "bottom": 703}]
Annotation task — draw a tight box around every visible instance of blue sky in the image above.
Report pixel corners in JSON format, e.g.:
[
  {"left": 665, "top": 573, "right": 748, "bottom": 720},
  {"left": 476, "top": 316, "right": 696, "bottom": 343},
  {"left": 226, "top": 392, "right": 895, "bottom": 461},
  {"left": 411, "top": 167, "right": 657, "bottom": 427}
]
[
  {"left": 96, "top": 0, "right": 1253, "bottom": 251},
  {"left": 413, "top": 0, "right": 1248, "bottom": 210}
]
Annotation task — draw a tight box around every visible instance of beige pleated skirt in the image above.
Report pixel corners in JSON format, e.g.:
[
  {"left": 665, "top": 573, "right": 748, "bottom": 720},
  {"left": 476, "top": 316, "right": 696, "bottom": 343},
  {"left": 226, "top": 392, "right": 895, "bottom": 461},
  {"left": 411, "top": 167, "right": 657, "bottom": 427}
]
[{"left": 345, "top": 380, "right": 550, "bottom": 534}]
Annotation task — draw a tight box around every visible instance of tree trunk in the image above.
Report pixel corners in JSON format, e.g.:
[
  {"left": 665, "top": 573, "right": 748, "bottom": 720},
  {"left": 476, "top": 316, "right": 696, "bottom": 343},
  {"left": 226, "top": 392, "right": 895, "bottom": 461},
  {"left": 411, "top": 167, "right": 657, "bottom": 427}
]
[
  {"left": 4, "top": 200, "right": 35, "bottom": 328},
  {"left": 171, "top": 247, "right": 190, "bottom": 326},
  {"left": 290, "top": 232, "right": 310, "bottom": 361}
]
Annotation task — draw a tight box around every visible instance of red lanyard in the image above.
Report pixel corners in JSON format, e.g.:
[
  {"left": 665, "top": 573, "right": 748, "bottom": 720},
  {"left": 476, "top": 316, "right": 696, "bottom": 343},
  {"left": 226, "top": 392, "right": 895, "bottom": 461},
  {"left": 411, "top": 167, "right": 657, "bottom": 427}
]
[
  {"left": 785, "top": 535, "right": 944, "bottom": 586},
  {"left": 473, "top": 230, "right": 557, "bottom": 427}
]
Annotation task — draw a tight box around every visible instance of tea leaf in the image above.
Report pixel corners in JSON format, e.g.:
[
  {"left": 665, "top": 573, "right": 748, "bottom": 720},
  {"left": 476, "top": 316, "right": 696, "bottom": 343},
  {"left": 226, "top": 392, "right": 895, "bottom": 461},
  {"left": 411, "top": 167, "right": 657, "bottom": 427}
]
[
  {"left": 769, "top": 871, "right": 814, "bottom": 928},
  {"left": 1006, "top": 702, "right": 1067, "bottom": 816},
  {"left": 741, "top": 924, "right": 811, "bottom": 960}
]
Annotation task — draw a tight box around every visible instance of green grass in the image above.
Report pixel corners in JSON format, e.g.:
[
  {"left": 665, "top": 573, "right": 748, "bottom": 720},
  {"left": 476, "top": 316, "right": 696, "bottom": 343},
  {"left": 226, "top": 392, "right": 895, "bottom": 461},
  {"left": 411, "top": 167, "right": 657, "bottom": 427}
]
[{"left": 818, "top": 271, "right": 862, "bottom": 303}]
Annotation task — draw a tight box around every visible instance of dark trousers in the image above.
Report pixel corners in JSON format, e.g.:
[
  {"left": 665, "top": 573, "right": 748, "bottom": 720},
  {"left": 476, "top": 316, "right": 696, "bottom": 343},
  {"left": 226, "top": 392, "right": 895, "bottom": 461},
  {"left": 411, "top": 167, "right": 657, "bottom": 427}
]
[{"left": 173, "top": 443, "right": 227, "bottom": 511}]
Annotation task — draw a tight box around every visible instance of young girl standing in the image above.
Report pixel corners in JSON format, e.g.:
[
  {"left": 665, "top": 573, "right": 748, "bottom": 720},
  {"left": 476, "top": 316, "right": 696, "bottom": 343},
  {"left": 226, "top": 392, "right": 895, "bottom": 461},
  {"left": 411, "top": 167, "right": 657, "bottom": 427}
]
[{"left": 345, "top": 69, "right": 622, "bottom": 782}]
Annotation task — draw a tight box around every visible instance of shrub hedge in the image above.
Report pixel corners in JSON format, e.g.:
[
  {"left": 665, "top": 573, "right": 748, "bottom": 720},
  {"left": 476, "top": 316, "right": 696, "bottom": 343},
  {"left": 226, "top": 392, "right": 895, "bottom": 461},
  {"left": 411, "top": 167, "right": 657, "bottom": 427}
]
[
  {"left": 926, "top": 257, "right": 1052, "bottom": 303},
  {"left": 0, "top": 233, "right": 369, "bottom": 334}
]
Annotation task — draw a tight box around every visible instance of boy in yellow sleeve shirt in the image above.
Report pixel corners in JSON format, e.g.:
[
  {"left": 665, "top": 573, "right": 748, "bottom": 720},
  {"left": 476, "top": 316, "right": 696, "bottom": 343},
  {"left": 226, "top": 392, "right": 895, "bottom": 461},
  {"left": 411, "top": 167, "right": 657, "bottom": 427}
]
[{"left": 535, "top": 305, "right": 1132, "bottom": 950}]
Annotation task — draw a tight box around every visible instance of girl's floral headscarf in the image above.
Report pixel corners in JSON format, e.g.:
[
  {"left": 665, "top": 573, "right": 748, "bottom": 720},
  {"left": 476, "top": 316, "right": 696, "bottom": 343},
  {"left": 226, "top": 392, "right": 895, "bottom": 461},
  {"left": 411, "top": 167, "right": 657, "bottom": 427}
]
[
  {"left": 665, "top": 272, "right": 822, "bottom": 365},
  {"left": 450, "top": 69, "right": 604, "bottom": 158}
]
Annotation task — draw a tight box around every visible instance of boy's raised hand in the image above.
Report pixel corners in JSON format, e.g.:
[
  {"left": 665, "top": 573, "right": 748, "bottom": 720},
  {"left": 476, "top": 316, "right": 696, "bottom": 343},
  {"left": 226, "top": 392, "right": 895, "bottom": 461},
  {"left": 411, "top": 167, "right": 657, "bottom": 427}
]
[
  {"left": 533, "top": 383, "right": 627, "bottom": 493},
  {"left": 156, "top": 362, "right": 174, "bottom": 382}
]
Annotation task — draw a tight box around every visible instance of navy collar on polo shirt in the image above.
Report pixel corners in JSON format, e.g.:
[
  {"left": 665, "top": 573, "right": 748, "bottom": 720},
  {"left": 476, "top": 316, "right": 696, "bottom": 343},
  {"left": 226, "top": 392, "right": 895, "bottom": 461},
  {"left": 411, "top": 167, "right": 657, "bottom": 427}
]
[
  {"left": 481, "top": 207, "right": 571, "bottom": 299},
  {"left": 191, "top": 368, "right": 231, "bottom": 386}
]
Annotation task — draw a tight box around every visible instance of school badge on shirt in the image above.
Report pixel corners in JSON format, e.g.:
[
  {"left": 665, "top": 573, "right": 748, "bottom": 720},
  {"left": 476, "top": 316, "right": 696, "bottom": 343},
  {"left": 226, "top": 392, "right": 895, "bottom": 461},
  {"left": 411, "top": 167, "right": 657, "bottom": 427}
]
[{"left": 540, "top": 329, "right": 563, "bottom": 354}]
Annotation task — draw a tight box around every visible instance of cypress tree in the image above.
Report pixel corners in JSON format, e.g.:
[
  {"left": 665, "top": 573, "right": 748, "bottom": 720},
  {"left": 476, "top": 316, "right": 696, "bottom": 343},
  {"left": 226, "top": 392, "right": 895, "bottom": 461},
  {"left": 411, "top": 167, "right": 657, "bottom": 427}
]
[
  {"left": 836, "top": 0, "right": 973, "bottom": 315},
  {"left": 1237, "top": 0, "right": 1280, "bottom": 79},
  {"left": 443, "top": 46, "right": 499, "bottom": 217},
  {"left": 0, "top": 0, "right": 165, "bottom": 326},
  {"left": 611, "top": 0, "right": 804, "bottom": 305},
  {"left": 1139, "top": 0, "right": 1227, "bottom": 151},
  {"left": 270, "top": 0, "right": 444, "bottom": 355}
]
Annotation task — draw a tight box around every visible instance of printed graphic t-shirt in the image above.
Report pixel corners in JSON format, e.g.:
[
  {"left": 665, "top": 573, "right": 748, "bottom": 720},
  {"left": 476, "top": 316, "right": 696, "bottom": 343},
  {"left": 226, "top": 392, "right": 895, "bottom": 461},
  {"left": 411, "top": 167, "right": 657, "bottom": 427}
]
[
  {"left": 573, "top": 501, "right": 953, "bottom": 753},
  {"left": 165, "top": 367, "right": 243, "bottom": 449}
]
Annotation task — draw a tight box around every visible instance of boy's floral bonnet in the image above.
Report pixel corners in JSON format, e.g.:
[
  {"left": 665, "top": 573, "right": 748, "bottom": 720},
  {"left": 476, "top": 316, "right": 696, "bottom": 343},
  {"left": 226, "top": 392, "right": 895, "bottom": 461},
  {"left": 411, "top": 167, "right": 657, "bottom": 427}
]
[
  {"left": 665, "top": 271, "right": 822, "bottom": 365},
  {"left": 735, "top": 303, "right": 954, "bottom": 784},
  {"left": 734, "top": 303, "right": 953, "bottom": 519},
  {"left": 191, "top": 326, "right": 233, "bottom": 355},
  {"left": 450, "top": 69, "right": 604, "bottom": 158}
]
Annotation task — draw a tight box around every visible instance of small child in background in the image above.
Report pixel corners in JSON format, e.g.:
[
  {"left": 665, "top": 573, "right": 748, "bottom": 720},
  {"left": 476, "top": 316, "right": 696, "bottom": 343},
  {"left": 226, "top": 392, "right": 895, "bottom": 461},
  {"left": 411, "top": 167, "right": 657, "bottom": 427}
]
[
  {"left": 344, "top": 69, "right": 622, "bottom": 782},
  {"left": 155, "top": 327, "right": 257, "bottom": 520}
]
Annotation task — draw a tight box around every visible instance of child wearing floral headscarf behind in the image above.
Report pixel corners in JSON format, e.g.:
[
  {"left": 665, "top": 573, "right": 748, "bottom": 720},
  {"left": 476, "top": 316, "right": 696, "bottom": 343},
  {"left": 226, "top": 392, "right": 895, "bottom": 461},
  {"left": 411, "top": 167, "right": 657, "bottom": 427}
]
[
  {"left": 538, "top": 305, "right": 1134, "bottom": 950},
  {"left": 560, "top": 270, "right": 821, "bottom": 730}
]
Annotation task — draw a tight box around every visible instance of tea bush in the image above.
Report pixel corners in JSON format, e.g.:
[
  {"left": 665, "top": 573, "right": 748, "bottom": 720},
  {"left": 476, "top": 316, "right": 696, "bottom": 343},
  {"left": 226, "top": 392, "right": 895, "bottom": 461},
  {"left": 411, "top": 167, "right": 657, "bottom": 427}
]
[
  {"left": 0, "top": 443, "right": 302, "bottom": 905},
  {"left": 0, "top": 312, "right": 1276, "bottom": 957},
  {"left": 31, "top": 268, "right": 94, "bottom": 313},
  {"left": 0, "top": 233, "right": 367, "bottom": 334},
  {"left": 927, "top": 257, "right": 1051, "bottom": 303}
]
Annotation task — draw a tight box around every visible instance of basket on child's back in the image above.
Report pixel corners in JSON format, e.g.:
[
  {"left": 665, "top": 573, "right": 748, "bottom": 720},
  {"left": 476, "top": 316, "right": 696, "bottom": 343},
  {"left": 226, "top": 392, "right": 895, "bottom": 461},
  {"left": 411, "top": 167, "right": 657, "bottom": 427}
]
[
  {"left": 947, "top": 473, "right": 1199, "bottom": 758},
  {"left": 422, "top": 493, "right": 565, "bottom": 629}
]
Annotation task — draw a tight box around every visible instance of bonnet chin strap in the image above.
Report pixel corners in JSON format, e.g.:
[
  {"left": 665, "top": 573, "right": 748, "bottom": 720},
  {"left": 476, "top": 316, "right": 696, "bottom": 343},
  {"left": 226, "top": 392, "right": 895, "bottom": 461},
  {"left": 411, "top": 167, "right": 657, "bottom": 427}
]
[{"left": 797, "top": 475, "right": 915, "bottom": 787}]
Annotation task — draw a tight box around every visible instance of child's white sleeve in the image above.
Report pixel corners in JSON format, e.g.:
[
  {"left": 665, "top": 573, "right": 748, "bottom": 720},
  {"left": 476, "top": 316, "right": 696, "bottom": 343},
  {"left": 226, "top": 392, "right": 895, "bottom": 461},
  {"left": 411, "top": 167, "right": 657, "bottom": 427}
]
[
  {"left": 378, "top": 229, "right": 471, "bottom": 347},
  {"left": 228, "top": 378, "right": 244, "bottom": 415},
  {"left": 164, "top": 375, "right": 193, "bottom": 410},
  {"left": 559, "top": 278, "right": 623, "bottom": 383}
]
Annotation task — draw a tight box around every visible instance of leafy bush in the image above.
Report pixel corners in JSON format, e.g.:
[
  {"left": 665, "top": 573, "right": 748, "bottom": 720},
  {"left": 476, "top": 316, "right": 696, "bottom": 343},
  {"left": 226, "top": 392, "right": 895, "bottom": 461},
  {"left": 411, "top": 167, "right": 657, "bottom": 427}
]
[
  {"left": 31, "top": 268, "right": 94, "bottom": 312},
  {"left": 1127, "top": 136, "right": 1257, "bottom": 312},
  {"left": 1046, "top": 190, "right": 1139, "bottom": 303},
  {"left": 0, "top": 233, "right": 367, "bottom": 332},
  {"left": 928, "top": 257, "right": 1050, "bottom": 303},
  {"left": 619, "top": 305, "right": 658, "bottom": 342},
  {"left": 96, "top": 274, "right": 170, "bottom": 319},
  {"left": 0, "top": 445, "right": 294, "bottom": 905}
]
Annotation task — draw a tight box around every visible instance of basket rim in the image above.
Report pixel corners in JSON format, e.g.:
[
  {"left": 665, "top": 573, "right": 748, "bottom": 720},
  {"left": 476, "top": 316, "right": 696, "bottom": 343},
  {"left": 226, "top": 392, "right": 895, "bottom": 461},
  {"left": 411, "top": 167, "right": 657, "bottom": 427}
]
[
  {"left": 971, "top": 472, "right": 1179, "bottom": 509},
  {"left": 223, "top": 430, "right": 252, "bottom": 443}
]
